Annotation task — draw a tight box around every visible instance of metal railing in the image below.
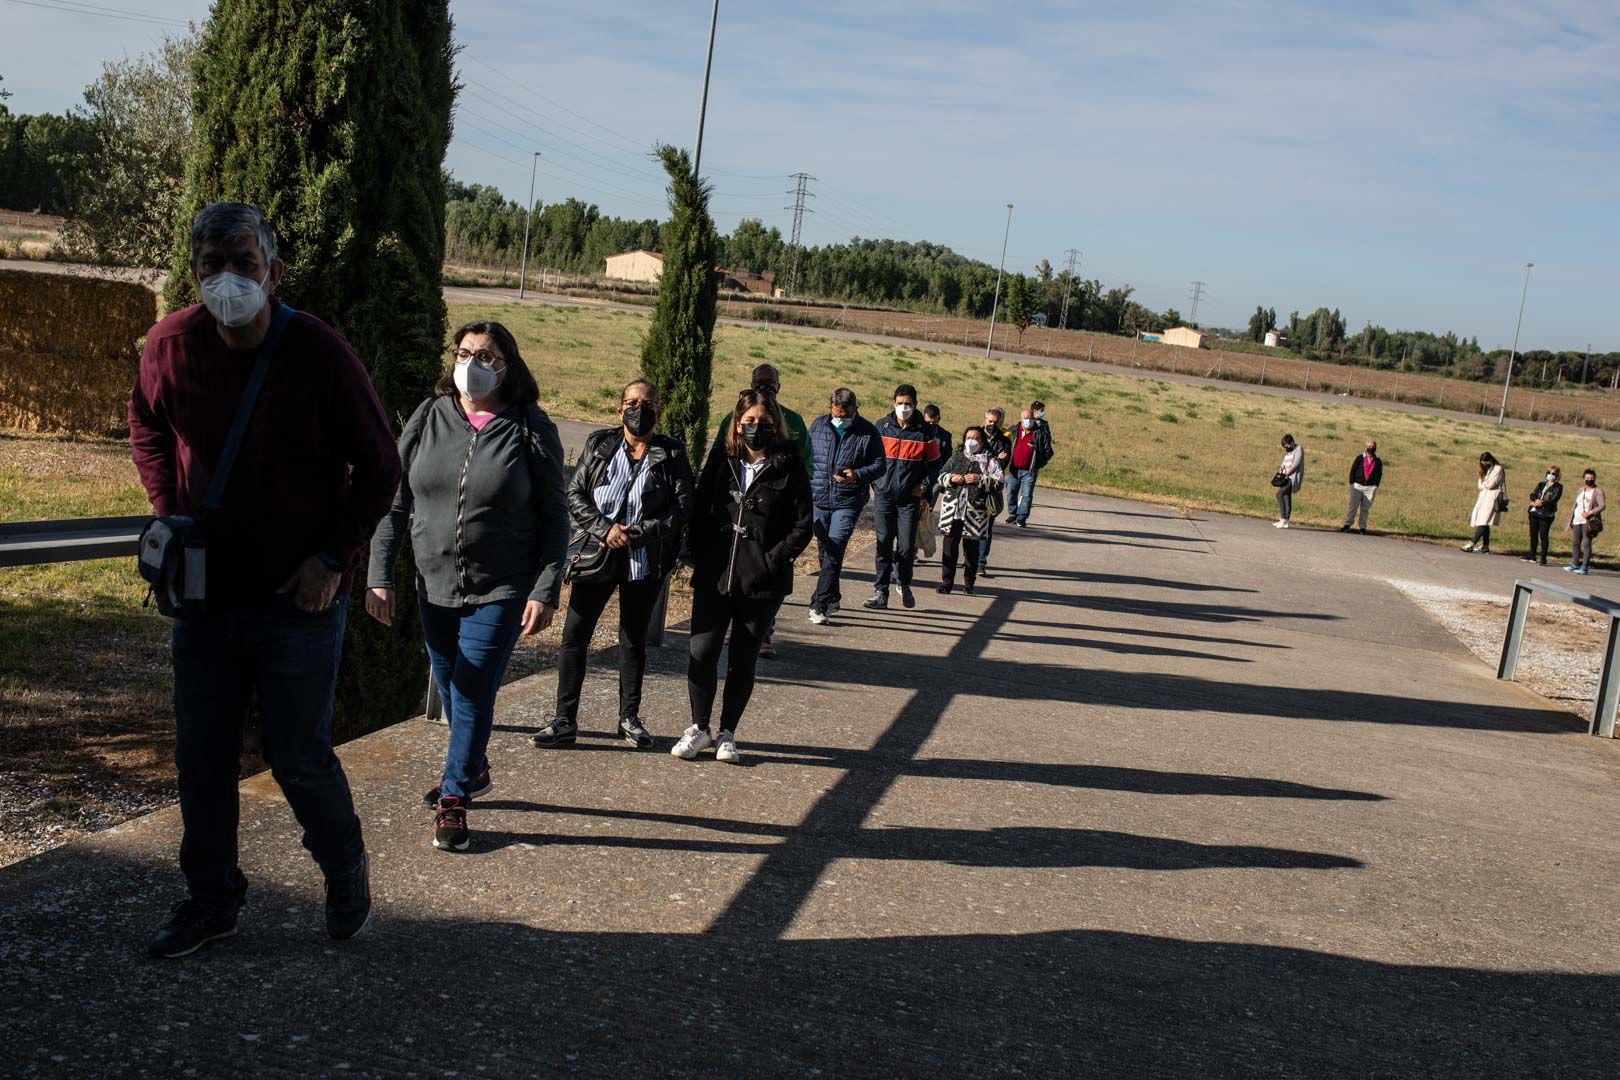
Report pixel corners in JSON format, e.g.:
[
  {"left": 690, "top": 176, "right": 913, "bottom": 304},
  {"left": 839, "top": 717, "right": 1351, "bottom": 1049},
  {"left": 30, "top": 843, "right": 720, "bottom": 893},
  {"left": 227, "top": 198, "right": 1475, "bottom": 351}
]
[
  {"left": 1498, "top": 577, "right": 1620, "bottom": 738},
  {"left": 0, "top": 515, "right": 147, "bottom": 567}
]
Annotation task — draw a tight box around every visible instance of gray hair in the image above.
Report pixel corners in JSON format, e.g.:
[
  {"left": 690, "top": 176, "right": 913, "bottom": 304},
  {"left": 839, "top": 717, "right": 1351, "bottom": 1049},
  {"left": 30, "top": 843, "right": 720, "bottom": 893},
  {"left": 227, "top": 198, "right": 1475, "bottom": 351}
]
[
  {"left": 189, "top": 201, "right": 278, "bottom": 263},
  {"left": 830, "top": 387, "right": 858, "bottom": 411}
]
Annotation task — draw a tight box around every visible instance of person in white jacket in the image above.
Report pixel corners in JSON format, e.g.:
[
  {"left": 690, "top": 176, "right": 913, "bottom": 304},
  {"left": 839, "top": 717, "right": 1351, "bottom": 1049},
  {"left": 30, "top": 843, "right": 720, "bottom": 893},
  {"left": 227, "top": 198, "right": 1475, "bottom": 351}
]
[
  {"left": 1273, "top": 434, "right": 1304, "bottom": 528},
  {"left": 1462, "top": 452, "right": 1505, "bottom": 553}
]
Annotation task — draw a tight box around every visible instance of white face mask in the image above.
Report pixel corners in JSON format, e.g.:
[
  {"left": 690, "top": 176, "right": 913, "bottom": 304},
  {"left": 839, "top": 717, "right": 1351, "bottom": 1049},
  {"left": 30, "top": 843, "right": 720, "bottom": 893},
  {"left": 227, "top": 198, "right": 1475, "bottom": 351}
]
[
  {"left": 1022, "top": 418, "right": 1034, "bottom": 430},
  {"left": 1035, "top": 410, "right": 1045, "bottom": 420},
  {"left": 454, "top": 361, "right": 502, "bottom": 401},
  {"left": 1547, "top": 473, "right": 1557, "bottom": 482},
  {"left": 200, "top": 270, "right": 270, "bottom": 328},
  {"left": 895, "top": 404, "right": 914, "bottom": 422},
  {"left": 829, "top": 415, "right": 849, "bottom": 429},
  {"left": 965, "top": 439, "right": 982, "bottom": 455}
]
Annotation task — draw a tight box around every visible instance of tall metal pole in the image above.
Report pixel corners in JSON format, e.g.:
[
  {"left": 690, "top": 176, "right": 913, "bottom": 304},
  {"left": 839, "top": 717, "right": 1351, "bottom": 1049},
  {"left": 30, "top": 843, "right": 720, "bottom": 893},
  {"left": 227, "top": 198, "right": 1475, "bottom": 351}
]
[
  {"left": 1496, "top": 261, "right": 1533, "bottom": 424},
  {"left": 1581, "top": 343, "right": 1592, "bottom": 386},
  {"left": 1058, "top": 248, "right": 1080, "bottom": 330},
  {"left": 985, "top": 203, "right": 1013, "bottom": 357},
  {"left": 692, "top": 0, "right": 719, "bottom": 176},
  {"left": 518, "top": 150, "right": 539, "bottom": 298}
]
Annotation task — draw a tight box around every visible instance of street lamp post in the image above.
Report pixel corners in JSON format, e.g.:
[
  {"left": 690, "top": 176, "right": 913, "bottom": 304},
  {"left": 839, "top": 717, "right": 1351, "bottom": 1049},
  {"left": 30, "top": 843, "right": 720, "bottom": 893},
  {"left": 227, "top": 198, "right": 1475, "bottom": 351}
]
[
  {"left": 985, "top": 203, "right": 1013, "bottom": 358},
  {"left": 1496, "top": 261, "right": 1533, "bottom": 424},
  {"left": 693, "top": 0, "right": 719, "bottom": 176},
  {"left": 518, "top": 150, "right": 540, "bottom": 299}
]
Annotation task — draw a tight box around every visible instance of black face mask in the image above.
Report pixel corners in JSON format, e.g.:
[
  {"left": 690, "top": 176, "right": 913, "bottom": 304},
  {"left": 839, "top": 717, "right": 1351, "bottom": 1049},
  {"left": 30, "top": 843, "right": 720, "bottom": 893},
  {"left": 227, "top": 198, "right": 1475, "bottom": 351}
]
[
  {"left": 623, "top": 405, "right": 656, "bottom": 437},
  {"left": 1587, "top": 478, "right": 1597, "bottom": 487},
  {"left": 741, "top": 422, "right": 774, "bottom": 450}
]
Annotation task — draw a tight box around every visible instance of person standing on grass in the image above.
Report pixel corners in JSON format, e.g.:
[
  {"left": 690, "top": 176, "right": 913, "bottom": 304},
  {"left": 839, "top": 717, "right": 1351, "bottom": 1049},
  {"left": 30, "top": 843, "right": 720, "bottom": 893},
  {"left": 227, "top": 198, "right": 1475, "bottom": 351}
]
[
  {"left": 1272, "top": 434, "right": 1305, "bottom": 528},
  {"left": 807, "top": 388, "right": 884, "bottom": 625},
  {"left": 531, "top": 380, "right": 693, "bottom": 751},
  {"left": 1004, "top": 406, "right": 1053, "bottom": 528},
  {"left": 1463, "top": 452, "right": 1505, "bottom": 553},
  {"left": 865, "top": 383, "right": 942, "bottom": 610},
  {"left": 366, "top": 320, "right": 569, "bottom": 854},
  {"left": 130, "top": 202, "right": 401, "bottom": 957},
  {"left": 1566, "top": 469, "right": 1605, "bottom": 575},
  {"left": 977, "top": 406, "right": 1012, "bottom": 577},
  {"left": 674, "top": 389, "right": 813, "bottom": 764},
  {"left": 1524, "top": 465, "right": 1563, "bottom": 566},
  {"left": 934, "top": 425, "right": 1004, "bottom": 595},
  {"left": 1338, "top": 439, "right": 1383, "bottom": 534},
  {"left": 708, "top": 362, "right": 811, "bottom": 658}
]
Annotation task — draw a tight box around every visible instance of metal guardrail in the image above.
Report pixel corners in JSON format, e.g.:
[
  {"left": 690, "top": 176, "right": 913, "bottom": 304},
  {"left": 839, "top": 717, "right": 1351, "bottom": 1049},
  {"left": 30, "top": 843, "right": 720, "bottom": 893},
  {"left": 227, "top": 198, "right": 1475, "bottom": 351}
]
[
  {"left": 1497, "top": 577, "right": 1620, "bottom": 738},
  {"left": 0, "top": 515, "right": 147, "bottom": 567}
]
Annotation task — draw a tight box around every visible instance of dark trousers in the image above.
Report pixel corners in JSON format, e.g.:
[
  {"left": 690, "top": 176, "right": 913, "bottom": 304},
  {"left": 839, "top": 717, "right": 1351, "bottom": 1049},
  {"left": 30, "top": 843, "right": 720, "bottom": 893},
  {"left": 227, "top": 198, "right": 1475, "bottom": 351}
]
[
  {"left": 1275, "top": 486, "right": 1293, "bottom": 521},
  {"left": 687, "top": 586, "right": 782, "bottom": 733},
  {"left": 1528, "top": 515, "right": 1554, "bottom": 562},
  {"left": 555, "top": 576, "right": 663, "bottom": 723},
  {"left": 1572, "top": 524, "right": 1593, "bottom": 569},
  {"left": 978, "top": 516, "right": 995, "bottom": 567},
  {"left": 810, "top": 506, "right": 860, "bottom": 610},
  {"left": 872, "top": 496, "right": 920, "bottom": 592},
  {"left": 419, "top": 596, "right": 525, "bottom": 800},
  {"left": 172, "top": 598, "right": 361, "bottom": 913},
  {"left": 1472, "top": 525, "right": 1491, "bottom": 549},
  {"left": 940, "top": 521, "right": 980, "bottom": 588}
]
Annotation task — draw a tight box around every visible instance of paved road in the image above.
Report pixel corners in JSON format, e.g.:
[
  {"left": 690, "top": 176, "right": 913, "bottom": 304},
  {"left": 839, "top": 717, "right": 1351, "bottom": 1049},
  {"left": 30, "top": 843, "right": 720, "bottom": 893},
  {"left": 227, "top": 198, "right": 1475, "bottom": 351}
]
[{"left": 3, "top": 488, "right": 1615, "bottom": 1077}]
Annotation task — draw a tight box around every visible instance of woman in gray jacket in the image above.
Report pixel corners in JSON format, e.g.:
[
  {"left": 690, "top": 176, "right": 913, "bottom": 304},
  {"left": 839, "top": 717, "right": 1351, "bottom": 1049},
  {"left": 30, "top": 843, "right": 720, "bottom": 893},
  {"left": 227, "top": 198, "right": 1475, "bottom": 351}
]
[
  {"left": 365, "top": 321, "right": 568, "bottom": 853},
  {"left": 1273, "top": 434, "right": 1304, "bottom": 528}
]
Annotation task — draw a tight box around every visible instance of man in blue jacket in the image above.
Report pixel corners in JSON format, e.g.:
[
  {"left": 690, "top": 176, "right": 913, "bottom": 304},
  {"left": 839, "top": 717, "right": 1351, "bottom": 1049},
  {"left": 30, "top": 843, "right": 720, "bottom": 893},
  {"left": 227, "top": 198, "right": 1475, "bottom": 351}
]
[
  {"left": 807, "top": 388, "right": 885, "bottom": 624},
  {"left": 865, "top": 384, "right": 942, "bottom": 611}
]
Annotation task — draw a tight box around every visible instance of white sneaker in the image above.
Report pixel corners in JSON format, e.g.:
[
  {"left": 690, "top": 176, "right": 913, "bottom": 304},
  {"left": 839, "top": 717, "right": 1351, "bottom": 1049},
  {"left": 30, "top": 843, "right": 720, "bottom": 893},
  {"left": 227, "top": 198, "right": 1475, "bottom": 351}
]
[
  {"left": 671, "top": 725, "right": 713, "bottom": 760},
  {"left": 1461, "top": 543, "right": 1476, "bottom": 552},
  {"left": 715, "top": 730, "right": 740, "bottom": 764},
  {"left": 1272, "top": 520, "right": 1286, "bottom": 528},
  {"left": 808, "top": 608, "right": 827, "bottom": 625}
]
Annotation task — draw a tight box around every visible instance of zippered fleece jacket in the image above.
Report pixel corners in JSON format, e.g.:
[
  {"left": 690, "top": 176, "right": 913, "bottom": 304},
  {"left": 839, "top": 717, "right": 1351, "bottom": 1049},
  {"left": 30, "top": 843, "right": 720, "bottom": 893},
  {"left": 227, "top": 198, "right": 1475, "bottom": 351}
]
[{"left": 368, "top": 395, "right": 569, "bottom": 608}]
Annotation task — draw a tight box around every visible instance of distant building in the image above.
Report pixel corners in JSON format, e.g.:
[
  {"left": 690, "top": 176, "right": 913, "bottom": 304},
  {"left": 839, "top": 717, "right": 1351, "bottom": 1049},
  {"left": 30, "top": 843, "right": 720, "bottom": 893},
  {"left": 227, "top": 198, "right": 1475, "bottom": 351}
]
[
  {"left": 604, "top": 249, "right": 664, "bottom": 283},
  {"left": 718, "top": 268, "right": 777, "bottom": 296},
  {"left": 1161, "top": 326, "right": 1209, "bottom": 349},
  {"left": 1264, "top": 329, "right": 1288, "bottom": 348}
]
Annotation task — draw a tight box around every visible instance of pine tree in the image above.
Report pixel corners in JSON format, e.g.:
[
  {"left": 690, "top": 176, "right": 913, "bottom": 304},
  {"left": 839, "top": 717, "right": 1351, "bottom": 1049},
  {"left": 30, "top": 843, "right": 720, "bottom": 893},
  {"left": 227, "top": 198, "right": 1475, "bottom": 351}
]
[
  {"left": 640, "top": 145, "right": 717, "bottom": 463},
  {"left": 166, "top": 2, "right": 455, "bottom": 739}
]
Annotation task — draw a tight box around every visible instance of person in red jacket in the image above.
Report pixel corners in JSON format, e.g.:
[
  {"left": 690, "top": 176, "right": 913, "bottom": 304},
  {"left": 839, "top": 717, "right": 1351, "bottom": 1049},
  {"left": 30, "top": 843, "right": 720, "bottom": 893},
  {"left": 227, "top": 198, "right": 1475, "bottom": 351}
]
[{"left": 129, "top": 202, "right": 401, "bottom": 959}]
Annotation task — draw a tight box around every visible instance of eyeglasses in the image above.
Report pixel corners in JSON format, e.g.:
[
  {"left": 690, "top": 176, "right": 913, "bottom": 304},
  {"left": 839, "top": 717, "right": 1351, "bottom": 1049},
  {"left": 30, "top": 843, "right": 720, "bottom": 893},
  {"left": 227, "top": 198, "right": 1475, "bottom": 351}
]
[{"left": 447, "top": 346, "right": 504, "bottom": 371}]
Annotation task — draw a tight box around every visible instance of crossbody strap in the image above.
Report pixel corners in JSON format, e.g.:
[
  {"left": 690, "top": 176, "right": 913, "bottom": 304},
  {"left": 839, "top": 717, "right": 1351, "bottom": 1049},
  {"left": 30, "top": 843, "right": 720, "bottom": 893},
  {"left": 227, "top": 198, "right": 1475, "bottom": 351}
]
[{"left": 201, "top": 304, "right": 296, "bottom": 517}]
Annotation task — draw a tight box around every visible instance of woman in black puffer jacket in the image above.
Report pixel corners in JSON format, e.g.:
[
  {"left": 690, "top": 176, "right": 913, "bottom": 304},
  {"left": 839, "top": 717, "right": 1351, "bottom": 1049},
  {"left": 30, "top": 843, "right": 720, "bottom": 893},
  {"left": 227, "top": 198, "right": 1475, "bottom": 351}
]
[
  {"left": 673, "top": 388, "right": 813, "bottom": 765},
  {"left": 531, "top": 379, "right": 694, "bottom": 751}
]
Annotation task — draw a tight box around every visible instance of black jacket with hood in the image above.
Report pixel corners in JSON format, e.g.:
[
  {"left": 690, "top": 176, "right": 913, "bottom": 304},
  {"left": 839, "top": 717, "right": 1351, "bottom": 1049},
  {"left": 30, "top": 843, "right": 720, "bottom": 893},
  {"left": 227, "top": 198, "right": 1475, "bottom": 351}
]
[
  {"left": 567, "top": 427, "right": 695, "bottom": 581},
  {"left": 689, "top": 437, "right": 814, "bottom": 600}
]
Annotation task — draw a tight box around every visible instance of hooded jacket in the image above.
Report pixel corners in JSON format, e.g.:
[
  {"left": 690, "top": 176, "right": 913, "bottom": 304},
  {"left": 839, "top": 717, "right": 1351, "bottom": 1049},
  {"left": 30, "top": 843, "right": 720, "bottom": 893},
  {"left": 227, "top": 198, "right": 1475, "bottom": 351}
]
[{"left": 689, "top": 438, "right": 814, "bottom": 600}]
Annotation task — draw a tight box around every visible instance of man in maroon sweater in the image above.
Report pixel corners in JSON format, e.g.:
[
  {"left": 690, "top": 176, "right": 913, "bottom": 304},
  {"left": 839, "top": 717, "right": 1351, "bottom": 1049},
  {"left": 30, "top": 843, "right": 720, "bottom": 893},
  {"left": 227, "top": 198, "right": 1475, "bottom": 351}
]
[{"left": 129, "top": 202, "right": 401, "bottom": 958}]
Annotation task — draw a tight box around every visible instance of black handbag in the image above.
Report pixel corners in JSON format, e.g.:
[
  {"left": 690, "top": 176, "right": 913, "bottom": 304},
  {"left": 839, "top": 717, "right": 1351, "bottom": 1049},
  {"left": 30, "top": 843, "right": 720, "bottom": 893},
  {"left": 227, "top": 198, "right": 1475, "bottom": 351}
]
[
  {"left": 564, "top": 528, "right": 622, "bottom": 583},
  {"left": 138, "top": 305, "right": 295, "bottom": 618},
  {"left": 1270, "top": 472, "right": 1290, "bottom": 488}
]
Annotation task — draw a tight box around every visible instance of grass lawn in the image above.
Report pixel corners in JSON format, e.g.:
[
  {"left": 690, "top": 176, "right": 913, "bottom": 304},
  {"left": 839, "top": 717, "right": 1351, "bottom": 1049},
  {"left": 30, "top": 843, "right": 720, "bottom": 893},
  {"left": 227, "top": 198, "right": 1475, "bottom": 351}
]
[{"left": 449, "top": 299, "right": 1620, "bottom": 553}]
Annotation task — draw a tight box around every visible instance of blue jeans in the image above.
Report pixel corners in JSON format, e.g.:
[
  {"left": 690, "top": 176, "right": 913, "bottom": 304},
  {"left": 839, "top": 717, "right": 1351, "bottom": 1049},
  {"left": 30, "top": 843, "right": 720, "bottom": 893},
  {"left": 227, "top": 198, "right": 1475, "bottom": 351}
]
[
  {"left": 172, "top": 596, "right": 361, "bottom": 913},
  {"left": 811, "top": 506, "right": 860, "bottom": 609},
  {"left": 1006, "top": 469, "right": 1038, "bottom": 524},
  {"left": 872, "top": 496, "right": 921, "bottom": 592},
  {"left": 419, "top": 596, "right": 525, "bottom": 800}
]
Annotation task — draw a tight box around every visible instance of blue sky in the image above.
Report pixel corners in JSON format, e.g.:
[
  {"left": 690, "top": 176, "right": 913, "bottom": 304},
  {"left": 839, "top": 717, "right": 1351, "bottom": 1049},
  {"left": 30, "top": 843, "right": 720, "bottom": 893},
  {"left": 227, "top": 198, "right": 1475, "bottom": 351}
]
[{"left": 6, "top": 0, "right": 1617, "bottom": 349}]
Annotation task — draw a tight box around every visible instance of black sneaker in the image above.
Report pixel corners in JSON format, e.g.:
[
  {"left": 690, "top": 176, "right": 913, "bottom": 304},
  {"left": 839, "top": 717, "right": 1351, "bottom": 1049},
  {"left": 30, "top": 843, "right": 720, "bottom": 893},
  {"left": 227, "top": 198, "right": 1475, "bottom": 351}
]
[
  {"left": 531, "top": 716, "right": 577, "bottom": 747},
  {"left": 148, "top": 899, "right": 238, "bottom": 959},
  {"left": 433, "top": 798, "right": 470, "bottom": 853},
  {"left": 900, "top": 587, "right": 916, "bottom": 609},
  {"left": 1338, "top": 525, "right": 1352, "bottom": 533},
  {"left": 963, "top": 584, "right": 976, "bottom": 596},
  {"left": 936, "top": 584, "right": 952, "bottom": 594},
  {"left": 618, "top": 716, "right": 654, "bottom": 748},
  {"left": 978, "top": 565, "right": 992, "bottom": 579},
  {"left": 862, "top": 591, "right": 888, "bottom": 610},
  {"left": 423, "top": 766, "right": 492, "bottom": 808},
  {"left": 324, "top": 852, "right": 372, "bottom": 941}
]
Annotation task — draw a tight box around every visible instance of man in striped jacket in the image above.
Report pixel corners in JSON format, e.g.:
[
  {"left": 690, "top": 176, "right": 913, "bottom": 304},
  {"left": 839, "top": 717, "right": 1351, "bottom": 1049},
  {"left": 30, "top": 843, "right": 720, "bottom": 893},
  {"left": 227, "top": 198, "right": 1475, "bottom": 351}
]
[{"left": 864, "top": 384, "right": 942, "bottom": 611}]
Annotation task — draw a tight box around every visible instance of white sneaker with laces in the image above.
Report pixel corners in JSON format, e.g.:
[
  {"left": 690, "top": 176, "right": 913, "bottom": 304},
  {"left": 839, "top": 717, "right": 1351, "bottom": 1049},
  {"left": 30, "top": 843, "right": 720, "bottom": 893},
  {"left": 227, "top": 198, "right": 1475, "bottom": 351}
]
[
  {"left": 1272, "top": 520, "right": 1286, "bottom": 528},
  {"left": 671, "top": 725, "right": 714, "bottom": 760},
  {"left": 715, "top": 730, "right": 740, "bottom": 764},
  {"left": 808, "top": 608, "right": 827, "bottom": 625}
]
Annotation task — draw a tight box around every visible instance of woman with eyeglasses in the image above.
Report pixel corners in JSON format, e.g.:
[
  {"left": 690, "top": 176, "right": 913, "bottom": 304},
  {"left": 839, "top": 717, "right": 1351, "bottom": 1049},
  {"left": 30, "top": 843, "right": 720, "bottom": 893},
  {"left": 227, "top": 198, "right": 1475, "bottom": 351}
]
[
  {"left": 365, "top": 320, "right": 568, "bottom": 852},
  {"left": 672, "top": 388, "right": 813, "bottom": 764},
  {"left": 531, "top": 380, "right": 694, "bottom": 751}
]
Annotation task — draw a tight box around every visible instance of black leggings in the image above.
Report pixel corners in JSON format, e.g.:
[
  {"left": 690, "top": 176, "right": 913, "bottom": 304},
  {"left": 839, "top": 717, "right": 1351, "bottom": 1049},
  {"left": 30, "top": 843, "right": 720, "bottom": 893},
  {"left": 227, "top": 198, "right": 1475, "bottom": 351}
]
[
  {"left": 554, "top": 576, "right": 663, "bottom": 723},
  {"left": 1471, "top": 525, "right": 1491, "bottom": 549},
  {"left": 687, "top": 587, "right": 782, "bottom": 734},
  {"left": 940, "top": 521, "right": 980, "bottom": 587},
  {"left": 1275, "top": 487, "right": 1292, "bottom": 521},
  {"left": 1527, "top": 516, "right": 1553, "bottom": 561}
]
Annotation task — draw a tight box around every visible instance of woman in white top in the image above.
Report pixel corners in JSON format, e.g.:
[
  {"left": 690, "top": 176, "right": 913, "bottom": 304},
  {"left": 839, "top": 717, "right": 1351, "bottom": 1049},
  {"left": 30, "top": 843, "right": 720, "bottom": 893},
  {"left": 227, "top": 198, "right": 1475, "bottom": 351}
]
[
  {"left": 1273, "top": 434, "right": 1304, "bottom": 528},
  {"left": 1463, "top": 452, "right": 1505, "bottom": 553},
  {"left": 1566, "top": 468, "right": 1605, "bottom": 575}
]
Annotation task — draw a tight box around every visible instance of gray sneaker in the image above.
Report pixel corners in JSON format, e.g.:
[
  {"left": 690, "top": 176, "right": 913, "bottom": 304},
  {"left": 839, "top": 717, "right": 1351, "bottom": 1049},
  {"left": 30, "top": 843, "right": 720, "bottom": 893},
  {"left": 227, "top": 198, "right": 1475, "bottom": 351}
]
[
  {"left": 531, "top": 716, "right": 577, "bottom": 747},
  {"left": 862, "top": 591, "right": 888, "bottom": 610}
]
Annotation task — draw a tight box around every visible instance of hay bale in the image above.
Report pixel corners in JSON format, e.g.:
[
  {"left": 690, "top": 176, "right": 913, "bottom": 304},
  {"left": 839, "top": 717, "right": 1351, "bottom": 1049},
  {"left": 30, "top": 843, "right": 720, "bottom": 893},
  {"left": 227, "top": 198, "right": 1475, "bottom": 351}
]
[{"left": 0, "top": 269, "right": 156, "bottom": 436}]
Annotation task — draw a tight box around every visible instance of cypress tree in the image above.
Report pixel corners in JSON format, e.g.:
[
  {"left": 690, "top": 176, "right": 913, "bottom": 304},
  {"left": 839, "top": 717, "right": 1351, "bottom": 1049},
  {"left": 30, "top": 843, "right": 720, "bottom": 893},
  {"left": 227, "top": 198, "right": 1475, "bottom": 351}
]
[
  {"left": 640, "top": 145, "right": 718, "bottom": 462},
  {"left": 166, "top": 1, "right": 455, "bottom": 739}
]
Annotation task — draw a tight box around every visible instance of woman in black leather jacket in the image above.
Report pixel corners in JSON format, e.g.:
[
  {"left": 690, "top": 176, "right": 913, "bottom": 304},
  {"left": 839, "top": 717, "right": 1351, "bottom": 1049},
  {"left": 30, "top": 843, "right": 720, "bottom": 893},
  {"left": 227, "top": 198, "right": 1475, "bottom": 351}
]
[
  {"left": 532, "top": 380, "right": 694, "bottom": 750},
  {"left": 672, "top": 389, "right": 813, "bottom": 764}
]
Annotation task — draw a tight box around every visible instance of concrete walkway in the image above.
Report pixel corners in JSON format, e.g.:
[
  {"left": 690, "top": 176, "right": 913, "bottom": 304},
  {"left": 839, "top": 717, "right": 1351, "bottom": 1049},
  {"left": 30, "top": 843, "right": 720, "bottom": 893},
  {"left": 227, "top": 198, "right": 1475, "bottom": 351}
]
[{"left": 3, "top": 489, "right": 1617, "bottom": 1077}]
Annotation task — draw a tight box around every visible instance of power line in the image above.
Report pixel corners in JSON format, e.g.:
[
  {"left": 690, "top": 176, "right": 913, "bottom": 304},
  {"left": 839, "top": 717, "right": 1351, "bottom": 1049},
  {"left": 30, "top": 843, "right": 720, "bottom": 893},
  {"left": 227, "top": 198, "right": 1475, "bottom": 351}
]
[
  {"left": 3, "top": 0, "right": 188, "bottom": 26},
  {"left": 1188, "top": 280, "right": 1206, "bottom": 326},
  {"left": 461, "top": 54, "right": 651, "bottom": 157},
  {"left": 458, "top": 82, "right": 664, "bottom": 183},
  {"left": 784, "top": 173, "right": 816, "bottom": 296}
]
